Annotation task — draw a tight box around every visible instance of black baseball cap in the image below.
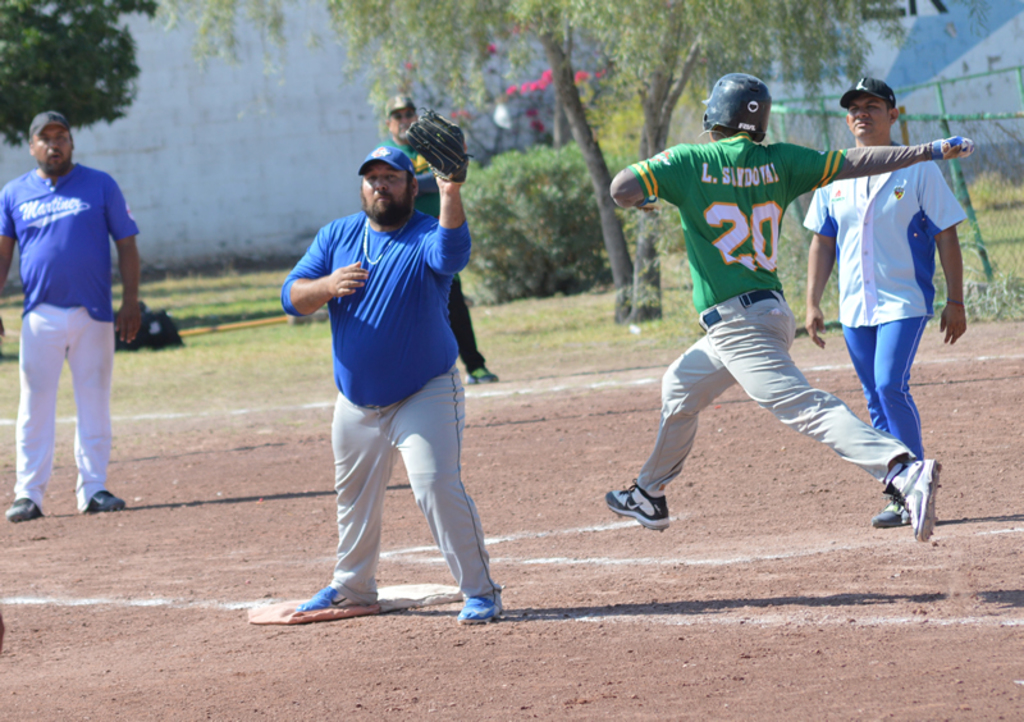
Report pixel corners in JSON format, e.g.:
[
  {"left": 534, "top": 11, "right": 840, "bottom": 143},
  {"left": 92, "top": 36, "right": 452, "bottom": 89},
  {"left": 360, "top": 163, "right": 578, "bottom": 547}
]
[
  {"left": 29, "top": 111, "right": 71, "bottom": 139},
  {"left": 385, "top": 95, "right": 416, "bottom": 116},
  {"left": 840, "top": 78, "right": 897, "bottom": 109}
]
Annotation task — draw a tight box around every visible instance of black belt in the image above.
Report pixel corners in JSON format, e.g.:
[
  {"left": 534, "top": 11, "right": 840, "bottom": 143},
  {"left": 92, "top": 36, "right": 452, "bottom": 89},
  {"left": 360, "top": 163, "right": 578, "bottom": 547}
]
[{"left": 700, "top": 289, "right": 784, "bottom": 330}]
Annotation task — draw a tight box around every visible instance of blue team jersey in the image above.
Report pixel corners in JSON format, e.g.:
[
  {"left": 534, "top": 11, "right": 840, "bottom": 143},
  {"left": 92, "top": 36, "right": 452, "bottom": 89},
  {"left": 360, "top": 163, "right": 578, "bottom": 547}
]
[
  {"left": 282, "top": 211, "right": 471, "bottom": 407},
  {"left": 0, "top": 164, "right": 139, "bottom": 322}
]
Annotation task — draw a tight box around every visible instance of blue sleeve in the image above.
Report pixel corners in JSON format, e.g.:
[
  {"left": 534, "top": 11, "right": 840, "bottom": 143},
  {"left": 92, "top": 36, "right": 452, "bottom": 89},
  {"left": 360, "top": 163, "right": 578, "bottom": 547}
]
[
  {"left": 0, "top": 185, "right": 15, "bottom": 238},
  {"left": 281, "top": 225, "right": 334, "bottom": 316},
  {"left": 422, "top": 221, "right": 471, "bottom": 276},
  {"left": 803, "top": 186, "right": 837, "bottom": 237},
  {"left": 103, "top": 175, "right": 140, "bottom": 241}
]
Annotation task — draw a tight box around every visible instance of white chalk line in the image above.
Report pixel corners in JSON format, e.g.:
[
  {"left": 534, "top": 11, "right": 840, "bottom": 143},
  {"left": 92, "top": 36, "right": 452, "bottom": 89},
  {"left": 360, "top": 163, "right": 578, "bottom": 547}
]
[
  {"left": 2, "top": 352, "right": 1019, "bottom": 427},
  {"left": 3, "top": 523, "right": 1021, "bottom": 622},
  {"left": 0, "top": 595, "right": 264, "bottom": 611},
  {"left": 379, "top": 519, "right": 646, "bottom": 559},
  {"left": 570, "top": 614, "right": 1024, "bottom": 629}
]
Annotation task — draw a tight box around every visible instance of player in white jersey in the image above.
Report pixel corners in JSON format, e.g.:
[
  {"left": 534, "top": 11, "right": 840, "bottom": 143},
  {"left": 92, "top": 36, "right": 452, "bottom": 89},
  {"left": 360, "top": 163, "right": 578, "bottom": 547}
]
[{"left": 804, "top": 78, "right": 967, "bottom": 529}]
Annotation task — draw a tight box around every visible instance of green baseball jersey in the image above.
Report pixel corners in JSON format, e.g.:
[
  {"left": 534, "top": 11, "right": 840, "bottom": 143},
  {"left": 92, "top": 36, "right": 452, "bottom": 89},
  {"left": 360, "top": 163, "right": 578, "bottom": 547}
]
[
  {"left": 393, "top": 143, "right": 441, "bottom": 218},
  {"left": 630, "top": 134, "right": 846, "bottom": 313}
]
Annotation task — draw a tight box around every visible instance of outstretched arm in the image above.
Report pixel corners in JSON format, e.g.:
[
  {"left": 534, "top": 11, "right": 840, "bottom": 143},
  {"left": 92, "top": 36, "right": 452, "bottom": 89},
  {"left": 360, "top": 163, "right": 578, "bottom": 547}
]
[{"left": 835, "top": 137, "right": 974, "bottom": 181}]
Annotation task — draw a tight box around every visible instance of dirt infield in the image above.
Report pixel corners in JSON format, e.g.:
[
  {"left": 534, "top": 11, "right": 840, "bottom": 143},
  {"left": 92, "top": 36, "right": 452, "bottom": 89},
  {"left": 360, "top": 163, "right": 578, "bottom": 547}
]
[{"left": 2, "top": 322, "right": 1023, "bottom": 720}]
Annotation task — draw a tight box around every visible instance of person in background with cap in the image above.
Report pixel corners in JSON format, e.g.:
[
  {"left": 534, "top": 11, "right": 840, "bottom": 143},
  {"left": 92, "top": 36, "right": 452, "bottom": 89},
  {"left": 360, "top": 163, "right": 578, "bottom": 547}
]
[
  {"left": 281, "top": 145, "right": 503, "bottom": 624},
  {"left": 383, "top": 95, "right": 499, "bottom": 386},
  {"left": 1, "top": 111, "right": 141, "bottom": 523},
  {"left": 803, "top": 78, "right": 967, "bottom": 529}
]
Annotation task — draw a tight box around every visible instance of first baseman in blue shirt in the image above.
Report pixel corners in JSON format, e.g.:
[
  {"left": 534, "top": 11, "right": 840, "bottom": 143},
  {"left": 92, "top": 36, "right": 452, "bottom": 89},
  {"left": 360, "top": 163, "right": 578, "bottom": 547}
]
[
  {"left": 281, "top": 146, "right": 502, "bottom": 624},
  {"left": 1, "top": 111, "right": 141, "bottom": 523}
]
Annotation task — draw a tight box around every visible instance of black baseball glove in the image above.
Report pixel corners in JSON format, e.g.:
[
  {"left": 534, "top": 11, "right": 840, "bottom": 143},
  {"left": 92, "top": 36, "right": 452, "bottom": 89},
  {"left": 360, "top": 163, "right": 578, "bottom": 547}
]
[{"left": 405, "top": 109, "right": 470, "bottom": 183}]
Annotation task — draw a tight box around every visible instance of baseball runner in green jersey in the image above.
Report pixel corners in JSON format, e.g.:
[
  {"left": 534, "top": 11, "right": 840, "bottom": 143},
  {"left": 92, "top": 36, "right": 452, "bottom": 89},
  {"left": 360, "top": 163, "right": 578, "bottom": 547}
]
[{"left": 604, "top": 73, "right": 975, "bottom": 543}]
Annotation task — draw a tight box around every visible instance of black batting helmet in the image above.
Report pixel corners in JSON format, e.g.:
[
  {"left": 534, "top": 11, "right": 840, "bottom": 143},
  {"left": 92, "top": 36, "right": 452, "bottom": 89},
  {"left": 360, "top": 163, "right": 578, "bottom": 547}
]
[{"left": 702, "top": 73, "right": 772, "bottom": 142}]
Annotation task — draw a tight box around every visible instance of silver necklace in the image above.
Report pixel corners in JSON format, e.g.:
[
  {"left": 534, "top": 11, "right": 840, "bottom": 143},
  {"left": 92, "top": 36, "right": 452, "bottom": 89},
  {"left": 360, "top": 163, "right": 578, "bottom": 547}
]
[{"left": 362, "top": 218, "right": 409, "bottom": 265}]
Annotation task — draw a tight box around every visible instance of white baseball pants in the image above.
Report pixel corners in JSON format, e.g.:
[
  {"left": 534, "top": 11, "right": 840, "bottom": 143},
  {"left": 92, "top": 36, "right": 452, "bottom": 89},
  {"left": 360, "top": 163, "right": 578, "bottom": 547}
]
[
  {"left": 328, "top": 367, "right": 501, "bottom": 607},
  {"left": 637, "top": 294, "right": 912, "bottom": 496},
  {"left": 15, "top": 304, "right": 115, "bottom": 512}
]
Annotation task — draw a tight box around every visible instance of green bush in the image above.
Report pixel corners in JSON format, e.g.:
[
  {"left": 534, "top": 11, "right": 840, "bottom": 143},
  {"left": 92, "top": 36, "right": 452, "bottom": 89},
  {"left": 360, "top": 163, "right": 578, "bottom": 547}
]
[{"left": 462, "top": 145, "right": 611, "bottom": 304}]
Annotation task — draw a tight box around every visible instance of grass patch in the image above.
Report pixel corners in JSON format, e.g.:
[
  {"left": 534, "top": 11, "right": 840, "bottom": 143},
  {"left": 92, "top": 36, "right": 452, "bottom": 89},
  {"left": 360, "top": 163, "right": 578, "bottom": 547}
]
[{"left": 2, "top": 250, "right": 1022, "bottom": 422}]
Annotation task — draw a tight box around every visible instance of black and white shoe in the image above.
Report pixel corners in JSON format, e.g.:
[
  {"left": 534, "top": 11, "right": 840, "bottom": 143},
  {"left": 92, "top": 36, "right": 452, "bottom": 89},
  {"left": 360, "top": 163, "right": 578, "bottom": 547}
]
[
  {"left": 605, "top": 483, "right": 669, "bottom": 531},
  {"left": 85, "top": 491, "right": 126, "bottom": 514},
  {"left": 6, "top": 498, "right": 43, "bottom": 523},
  {"left": 887, "top": 460, "right": 940, "bottom": 542}
]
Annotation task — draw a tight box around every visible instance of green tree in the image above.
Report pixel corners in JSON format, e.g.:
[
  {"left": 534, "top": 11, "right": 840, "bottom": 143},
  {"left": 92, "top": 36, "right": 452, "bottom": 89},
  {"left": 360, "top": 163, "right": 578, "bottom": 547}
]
[
  {"left": 163, "top": 0, "right": 987, "bottom": 322},
  {"left": 0, "top": 0, "right": 156, "bottom": 146}
]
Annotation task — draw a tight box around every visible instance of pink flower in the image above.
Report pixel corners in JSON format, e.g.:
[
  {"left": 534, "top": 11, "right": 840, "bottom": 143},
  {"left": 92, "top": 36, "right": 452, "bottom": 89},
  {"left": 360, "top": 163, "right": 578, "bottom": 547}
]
[
  {"left": 541, "top": 69, "right": 553, "bottom": 82},
  {"left": 525, "top": 108, "right": 539, "bottom": 117},
  {"left": 405, "top": 62, "right": 415, "bottom": 70},
  {"left": 506, "top": 85, "right": 518, "bottom": 96},
  {"left": 538, "top": 77, "right": 551, "bottom": 89},
  {"left": 487, "top": 43, "right": 497, "bottom": 54},
  {"left": 530, "top": 119, "right": 546, "bottom": 132},
  {"left": 529, "top": 81, "right": 541, "bottom": 92},
  {"left": 595, "top": 69, "right": 606, "bottom": 79},
  {"left": 574, "top": 70, "right": 590, "bottom": 83},
  {"left": 521, "top": 82, "right": 531, "bottom": 94}
]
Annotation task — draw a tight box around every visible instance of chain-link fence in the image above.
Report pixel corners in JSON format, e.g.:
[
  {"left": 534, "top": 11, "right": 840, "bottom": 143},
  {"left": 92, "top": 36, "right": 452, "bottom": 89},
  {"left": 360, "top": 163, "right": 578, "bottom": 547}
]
[{"left": 767, "top": 66, "right": 1024, "bottom": 321}]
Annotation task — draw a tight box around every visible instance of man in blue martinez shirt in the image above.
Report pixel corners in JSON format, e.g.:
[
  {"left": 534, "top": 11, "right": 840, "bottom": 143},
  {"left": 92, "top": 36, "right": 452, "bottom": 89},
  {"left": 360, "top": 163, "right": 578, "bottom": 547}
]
[
  {"left": 0, "top": 111, "right": 141, "bottom": 522},
  {"left": 803, "top": 78, "right": 967, "bottom": 529},
  {"left": 281, "top": 146, "right": 502, "bottom": 625}
]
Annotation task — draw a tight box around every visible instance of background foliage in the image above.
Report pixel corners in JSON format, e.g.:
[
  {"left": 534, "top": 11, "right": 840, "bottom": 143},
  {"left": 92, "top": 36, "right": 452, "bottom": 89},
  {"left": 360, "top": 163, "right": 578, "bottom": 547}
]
[
  {"left": 0, "top": 0, "right": 156, "bottom": 145},
  {"left": 461, "top": 144, "right": 621, "bottom": 304}
]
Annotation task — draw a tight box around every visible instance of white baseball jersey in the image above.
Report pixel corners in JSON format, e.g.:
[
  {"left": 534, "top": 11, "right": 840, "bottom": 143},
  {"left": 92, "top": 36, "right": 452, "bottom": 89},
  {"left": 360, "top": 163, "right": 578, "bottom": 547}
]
[{"left": 803, "top": 160, "right": 965, "bottom": 327}]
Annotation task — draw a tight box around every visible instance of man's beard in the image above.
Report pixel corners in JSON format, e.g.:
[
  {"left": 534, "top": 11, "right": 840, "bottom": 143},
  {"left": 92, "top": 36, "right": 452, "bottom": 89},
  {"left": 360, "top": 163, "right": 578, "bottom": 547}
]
[
  {"left": 38, "top": 155, "right": 73, "bottom": 177},
  {"left": 361, "top": 184, "right": 415, "bottom": 227}
]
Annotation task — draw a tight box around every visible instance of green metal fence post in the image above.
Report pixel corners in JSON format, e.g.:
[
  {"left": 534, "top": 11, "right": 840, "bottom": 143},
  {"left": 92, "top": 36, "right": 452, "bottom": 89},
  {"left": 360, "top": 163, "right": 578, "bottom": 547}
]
[
  {"left": 935, "top": 83, "right": 994, "bottom": 281},
  {"left": 819, "top": 99, "right": 831, "bottom": 151}
]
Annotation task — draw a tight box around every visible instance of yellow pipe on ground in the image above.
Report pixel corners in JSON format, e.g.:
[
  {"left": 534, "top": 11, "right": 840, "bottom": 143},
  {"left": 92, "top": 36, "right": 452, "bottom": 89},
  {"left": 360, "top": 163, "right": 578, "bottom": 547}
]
[{"left": 179, "top": 315, "right": 290, "bottom": 337}]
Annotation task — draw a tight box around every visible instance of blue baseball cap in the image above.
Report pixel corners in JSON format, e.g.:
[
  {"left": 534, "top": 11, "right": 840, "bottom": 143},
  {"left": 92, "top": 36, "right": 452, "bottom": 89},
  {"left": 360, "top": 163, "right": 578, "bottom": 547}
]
[{"left": 358, "top": 146, "right": 415, "bottom": 175}]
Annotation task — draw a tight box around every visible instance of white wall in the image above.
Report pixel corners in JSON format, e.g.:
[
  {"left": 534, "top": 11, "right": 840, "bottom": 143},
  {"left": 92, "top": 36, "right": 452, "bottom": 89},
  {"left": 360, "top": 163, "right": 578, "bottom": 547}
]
[
  {"left": 0, "top": 5, "right": 382, "bottom": 270},
  {"left": 781, "top": 0, "right": 1024, "bottom": 113}
]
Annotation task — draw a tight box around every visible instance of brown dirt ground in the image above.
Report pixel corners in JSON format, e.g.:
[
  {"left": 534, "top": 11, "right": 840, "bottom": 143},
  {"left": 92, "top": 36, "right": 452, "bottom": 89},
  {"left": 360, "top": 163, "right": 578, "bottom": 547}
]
[{"left": 2, "top": 321, "right": 1023, "bottom": 721}]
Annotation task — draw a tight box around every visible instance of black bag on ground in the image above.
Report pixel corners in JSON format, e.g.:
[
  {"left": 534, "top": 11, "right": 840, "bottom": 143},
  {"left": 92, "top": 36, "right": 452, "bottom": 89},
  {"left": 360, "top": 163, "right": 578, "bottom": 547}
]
[{"left": 115, "top": 302, "right": 184, "bottom": 351}]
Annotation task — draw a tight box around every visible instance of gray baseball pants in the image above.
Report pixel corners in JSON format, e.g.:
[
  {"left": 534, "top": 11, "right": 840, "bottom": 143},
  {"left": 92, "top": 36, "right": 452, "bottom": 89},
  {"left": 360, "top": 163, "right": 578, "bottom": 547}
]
[
  {"left": 637, "top": 293, "right": 912, "bottom": 495},
  {"left": 328, "top": 367, "right": 501, "bottom": 607}
]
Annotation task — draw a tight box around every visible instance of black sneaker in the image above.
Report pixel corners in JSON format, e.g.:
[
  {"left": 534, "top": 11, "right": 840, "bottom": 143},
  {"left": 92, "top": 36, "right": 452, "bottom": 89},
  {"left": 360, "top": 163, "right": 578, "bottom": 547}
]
[
  {"left": 6, "top": 498, "right": 43, "bottom": 523},
  {"left": 466, "top": 367, "right": 499, "bottom": 385},
  {"left": 605, "top": 483, "right": 669, "bottom": 531},
  {"left": 85, "top": 491, "right": 126, "bottom": 514},
  {"left": 871, "top": 498, "right": 910, "bottom": 528}
]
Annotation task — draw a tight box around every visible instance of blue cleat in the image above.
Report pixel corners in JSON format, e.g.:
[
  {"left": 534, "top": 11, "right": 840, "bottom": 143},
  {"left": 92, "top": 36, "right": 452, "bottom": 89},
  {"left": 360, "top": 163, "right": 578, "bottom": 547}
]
[
  {"left": 296, "top": 586, "right": 341, "bottom": 612},
  {"left": 457, "top": 596, "right": 501, "bottom": 625}
]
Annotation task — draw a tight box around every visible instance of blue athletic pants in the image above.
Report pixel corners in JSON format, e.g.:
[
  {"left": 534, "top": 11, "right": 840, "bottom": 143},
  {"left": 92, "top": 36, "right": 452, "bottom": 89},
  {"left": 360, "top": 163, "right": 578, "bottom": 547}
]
[{"left": 842, "top": 317, "right": 928, "bottom": 460}]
